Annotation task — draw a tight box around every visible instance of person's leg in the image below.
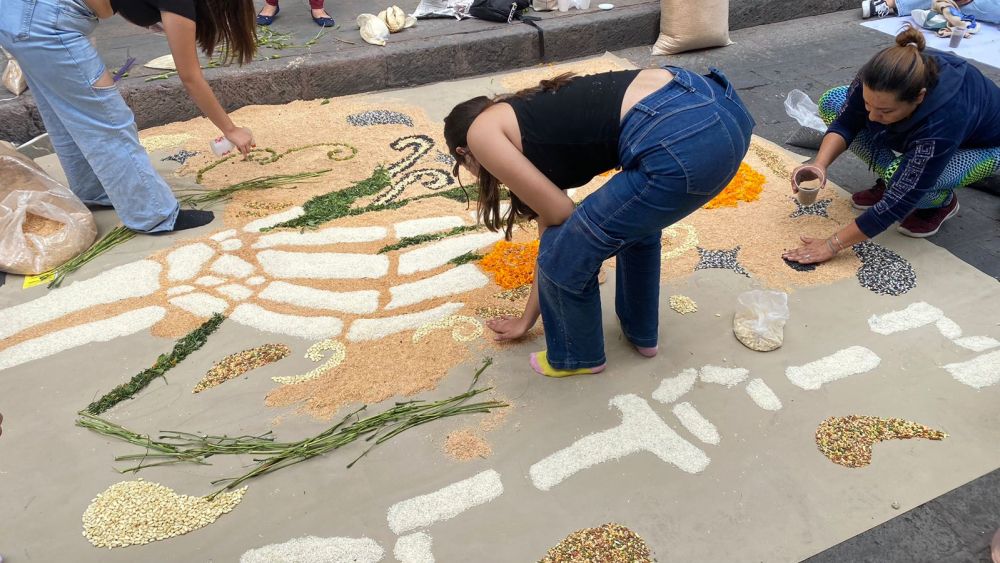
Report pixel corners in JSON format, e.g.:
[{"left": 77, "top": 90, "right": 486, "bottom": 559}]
[
  {"left": 258, "top": 0, "right": 280, "bottom": 24},
  {"left": 959, "top": 0, "right": 999, "bottom": 24},
  {"left": 4, "top": 0, "right": 180, "bottom": 232},
  {"left": 896, "top": 145, "right": 1000, "bottom": 236},
  {"left": 310, "top": 0, "right": 335, "bottom": 26},
  {"left": 615, "top": 233, "right": 662, "bottom": 357},
  {"left": 26, "top": 79, "right": 111, "bottom": 206}
]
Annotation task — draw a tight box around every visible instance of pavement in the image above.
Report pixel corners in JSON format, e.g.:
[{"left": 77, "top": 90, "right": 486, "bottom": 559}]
[
  {"left": 1, "top": 5, "right": 998, "bottom": 561},
  {"left": 0, "top": 0, "right": 858, "bottom": 142}
]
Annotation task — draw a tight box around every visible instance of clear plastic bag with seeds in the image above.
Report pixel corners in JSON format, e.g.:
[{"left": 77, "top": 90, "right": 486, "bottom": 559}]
[
  {"left": 733, "top": 290, "right": 789, "bottom": 352},
  {"left": 0, "top": 143, "right": 97, "bottom": 275}
]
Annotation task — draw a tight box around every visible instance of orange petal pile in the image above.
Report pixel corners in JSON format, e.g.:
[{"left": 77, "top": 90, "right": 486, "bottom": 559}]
[
  {"left": 479, "top": 240, "right": 539, "bottom": 290},
  {"left": 704, "top": 162, "right": 766, "bottom": 209}
]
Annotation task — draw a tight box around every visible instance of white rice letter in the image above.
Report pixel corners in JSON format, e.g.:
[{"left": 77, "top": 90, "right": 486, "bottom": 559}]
[
  {"left": 386, "top": 265, "right": 488, "bottom": 310},
  {"left": 260, "top": 281, "right": 379, "bottom": 314},
  {"left": 231, "top": 304, "right": 342, "bottom": 340},
  {"left": 786, "top": 346, "right": 881, "bottom": 390},
  {"left": 397, "top": 232, "right": 502, "bottom": 275},
  {"left": 0, "top": 260, "right": 161, "bottom": 341},
  {"left": 347, "top": 303, "right": 463, "bottom": 342},
  {"left": 240, "top": 536, "right": 384, "bottom": 563},
  {"left": 529, "top": 394, "right": 709, "bottom": 491},
  {"left": 252, "top": 226, "right": 387, "bottom": 249},
  {"left": 651, "top": 368, "right": 698, "bottom": 404},
  {"left": 745, "top": 378, "right": 782, "bottom": 411},
  {"left": 243, "top": 206, "right": 305, "bottom": 232},
  {"left": 672, "top": 402, "right": 720, "bottom": 445},
  {"left": 394, "top": 216, "right": 465, "bottom": 238},
  {"left": 387, "top": 470, "right": 503, "bottom": 535},
  {"left": 258, "top": 250, "right": 389, "bottom": 279},
  {"left": 0, "top": 307, "right": 165, "bottom": 372},
  {"left": 394, "top": 533, "right": 434, "bottom": 563},
  {"left": 953, "top": 336, "right": 1000, "bottom": 353},
  {"left": 868, "top": 302, "right": 943, "bottom": 335},
  {"left": 699, "top": 365, "right": 749, "bottom": 387},
  {"left": 166, "top": 243, "right": 215, "bottom": 282},
  {"left": 943, "top": 350, "right": 1000, "bottom": 389}
]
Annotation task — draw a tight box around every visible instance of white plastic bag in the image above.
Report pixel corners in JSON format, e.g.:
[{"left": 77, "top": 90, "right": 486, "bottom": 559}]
[
  {"left": 785, "top": 89, "right": 825, "bottom": 131},
  {"left": 784, "top": 89, "right": 827, "bottom": 149},
  {"left": 0, "top": 144, "right": 97, "bottom": 275},
  {"left": 412, "top": 0, "right": 473, "bottom": 19},
  {"left": 733, "top": 290, "right": 790, "bottom": 352}
]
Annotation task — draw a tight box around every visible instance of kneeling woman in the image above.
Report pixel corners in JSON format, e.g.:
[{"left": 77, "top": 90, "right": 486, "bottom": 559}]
[{"left": 444, "top": 67, "right": 754, "bottom": 377}]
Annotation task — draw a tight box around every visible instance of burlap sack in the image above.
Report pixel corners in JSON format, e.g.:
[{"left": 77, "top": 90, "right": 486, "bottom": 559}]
[
  {"left": 0, "top": 144, "right": 97, "bottom": 275},
  {"left": 652, "top": 0, "right": 731, "bottom": 55}
]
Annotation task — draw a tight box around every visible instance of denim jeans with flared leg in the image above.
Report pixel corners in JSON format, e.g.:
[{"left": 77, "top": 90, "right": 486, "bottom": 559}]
[
  {"left": 536, "top": 67, "right": 755, "bottom": 370},
  {"left": 0, "top": 0, "right": 179, "bottom": 232}
]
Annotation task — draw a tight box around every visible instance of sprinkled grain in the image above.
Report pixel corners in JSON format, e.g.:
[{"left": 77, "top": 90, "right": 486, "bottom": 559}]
[
  {"left": 540, "top": 523, "right": 654, "bottom": 563},
  {"left": 669, "top": 294, "right": 698, "bottom": 314},
  {"left": 815, "top": 415, "right": 946, "bottom": 468},
  {"left": 443, "top": 428, "right": 493, "bottom": 461},
  {"left": 193, "top": 343, "right": 291, "bottom": 393}
]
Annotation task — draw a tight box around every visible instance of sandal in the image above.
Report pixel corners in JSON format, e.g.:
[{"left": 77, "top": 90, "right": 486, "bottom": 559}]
[{"left": 312, "top": 13, "right": 336, "bottom": 27}]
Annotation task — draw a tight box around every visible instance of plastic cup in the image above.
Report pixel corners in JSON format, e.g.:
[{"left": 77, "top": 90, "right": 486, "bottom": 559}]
[
  {"left": 949, "top": 23, "right": 967, "bottom": 48},
  {"left": 793, "top": 164, "right": 826, "bottom": 205},
  {"left": 557, "top": 0, "right": 571, "bottom": 11}
]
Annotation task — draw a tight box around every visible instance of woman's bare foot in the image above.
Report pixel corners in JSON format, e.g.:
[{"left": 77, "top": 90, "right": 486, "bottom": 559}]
[{"left": 259, "top": 3, "right": 278, "bottom": 16}]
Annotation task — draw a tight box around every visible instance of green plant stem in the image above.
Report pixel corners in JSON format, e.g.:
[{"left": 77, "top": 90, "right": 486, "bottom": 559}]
[
  {"left": 78, "top": 358, "right": 505, "bottom": 498},
  {"left": 179, "top": 171, "right": 329, "bottom": 208},
  {"left": 84, "top": 314, "right": 226, "bottom": 414},
  {"left": 449, "top": 252, "right": 483, "bottom": 265},
  {"left": 48, "top": 226, "right": 136, "bottom": 288},
  {"left": 262, "top": 166, "right": 394, "bottom": 231}
]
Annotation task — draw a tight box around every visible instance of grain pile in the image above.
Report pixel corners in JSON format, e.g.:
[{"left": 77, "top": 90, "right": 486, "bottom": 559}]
[
  {"left": 443, "top": 428, "right": 493, "bottom": 461},
  {"left": 82, "top": 480, "right": 246, "bottom": 548},
  {"left": 22, "top": 213, "right": 65, "bottom": 236},
  {"left": 669, "top": 294, "right": 698, "bottom": 314},
  {"left": 816, "top": 415, "right": 947, "bottom": 468},
  {"left": 540, "top": 523, "right": 654, "bottom": 563},
  {"left": 193, "top": 343, "right": 291, "bottom": 393}
]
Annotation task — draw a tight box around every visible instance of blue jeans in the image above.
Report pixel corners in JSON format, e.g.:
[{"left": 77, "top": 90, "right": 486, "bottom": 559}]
[
  {"left": 536, "top": 67, "right": 755, "bottom": 370},
  {"left": 0, "top": 0, "right": 179, "bottom": 232}
]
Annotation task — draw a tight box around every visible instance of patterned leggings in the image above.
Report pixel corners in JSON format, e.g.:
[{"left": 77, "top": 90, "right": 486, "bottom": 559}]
[{"left": 819, "top": 86, "right": 1000, "bottom": 208}]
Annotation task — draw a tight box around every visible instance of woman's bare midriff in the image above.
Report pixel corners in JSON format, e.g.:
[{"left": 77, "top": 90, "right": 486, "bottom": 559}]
[{"left": 620, "top": 68, "right": 674, "bottom": 121}]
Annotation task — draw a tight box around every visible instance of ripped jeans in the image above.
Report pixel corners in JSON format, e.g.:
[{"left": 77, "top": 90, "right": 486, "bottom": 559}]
[
  {"left": 0, "top": 0, "right": 179, "bottom": 232},
  {"left": 536, "top": 67, "right": 755, "bottom": 369}
]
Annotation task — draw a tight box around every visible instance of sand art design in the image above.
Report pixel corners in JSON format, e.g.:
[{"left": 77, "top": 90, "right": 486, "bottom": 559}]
[
  {"left": 0, "top": 107, "right": 512, "bottom": 419},
  {"left": 540, "top": 523, "right": 654, "bottom": 563}
]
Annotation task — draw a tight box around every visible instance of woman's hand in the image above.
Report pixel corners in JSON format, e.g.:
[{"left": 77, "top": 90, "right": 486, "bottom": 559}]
[
  {"left": 790, "top": 164, "right": 826, "bottom": 194},
  {"left": 782, "top": 235, "right": 837, "bottom": 264},
  {"left": 225, "top": 127, "right": 255, "bottom": 156},
  {"left": 486, "top": 315, "right": 534, "bottom": 341}
]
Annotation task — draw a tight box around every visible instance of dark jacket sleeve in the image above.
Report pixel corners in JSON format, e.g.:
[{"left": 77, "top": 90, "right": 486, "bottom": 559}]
[
  {"left": 826, "top": 78, "right": 868, "bottom": 146},
  {"left": 855, "top": 129, "right": 959, "bottom": 237}
]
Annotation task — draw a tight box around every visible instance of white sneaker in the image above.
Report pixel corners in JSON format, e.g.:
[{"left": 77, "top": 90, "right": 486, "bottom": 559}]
[{"left": 862, "top": 0, "right": 896, "bottom": 18}]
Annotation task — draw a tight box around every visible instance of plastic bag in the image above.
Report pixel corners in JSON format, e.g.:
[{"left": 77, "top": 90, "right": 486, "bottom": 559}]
[
  {"left": 733, "top": 290, "right": 790, "bottom": 352},
  {"left": 0, "top": 144, "right": 97, "bottom": 275},
  {"left": 412, "top": 0, "right": 473, "bottom": 19},
  {"left": 784, "top": 89, "right": 826, "bottom": 149},
  {"left": 2, "top": 48, "right": 28, "bottom": 96}
]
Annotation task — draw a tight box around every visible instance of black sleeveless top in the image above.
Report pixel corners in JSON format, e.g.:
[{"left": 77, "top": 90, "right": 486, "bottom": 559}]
[
  {"left": 112, "top": 0, "right": 196, "bottom": 27},
  {"left": 505, "top": 70, "right": 641, "bottom": 189}
]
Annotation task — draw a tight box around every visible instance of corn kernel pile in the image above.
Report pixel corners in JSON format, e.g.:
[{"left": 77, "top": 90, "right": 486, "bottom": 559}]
[{"left": 82, "top": 479, "right": 246, "bottom": 548}]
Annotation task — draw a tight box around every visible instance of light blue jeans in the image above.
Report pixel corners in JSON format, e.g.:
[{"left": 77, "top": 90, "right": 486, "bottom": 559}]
[
  {"left": 0, "top": 0, "right": 179, "bottom": 232},
  {"left": 896, "top": 0, "right": 1000, "bottom": 23},
  {"left": 536, "top": 67, "right": 755, "bottom": 369}
]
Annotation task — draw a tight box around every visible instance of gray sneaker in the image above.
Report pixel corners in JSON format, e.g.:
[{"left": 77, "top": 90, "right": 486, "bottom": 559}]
[{"left": 862, "top": 0, "right": 896, "bottom": 18}]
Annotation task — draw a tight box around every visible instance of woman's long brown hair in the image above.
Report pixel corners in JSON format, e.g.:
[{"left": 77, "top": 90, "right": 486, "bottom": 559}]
[
  {"left": 194, "top": 0, "right": 257, "bottom": 65},
  {"left": 443, "top": 73, "right": 578, "bottom": 240}
]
